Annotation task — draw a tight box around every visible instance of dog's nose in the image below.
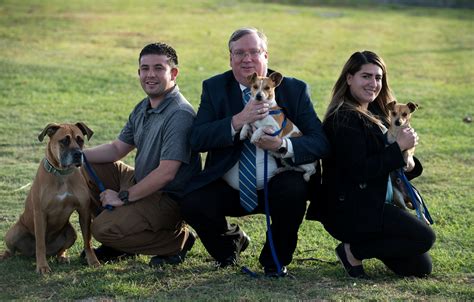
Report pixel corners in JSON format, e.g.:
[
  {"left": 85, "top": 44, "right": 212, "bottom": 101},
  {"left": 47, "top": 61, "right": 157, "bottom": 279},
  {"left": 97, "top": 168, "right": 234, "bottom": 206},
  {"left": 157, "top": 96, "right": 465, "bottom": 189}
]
[
  {"left": 72, "top": 150, "right": 83, "bottom": 162},
  {"left": 256, "top": 93, "right": 262, "bottom": 101},
  {"left": 395, "top": 120, "right": 401, "bottom": 126}
]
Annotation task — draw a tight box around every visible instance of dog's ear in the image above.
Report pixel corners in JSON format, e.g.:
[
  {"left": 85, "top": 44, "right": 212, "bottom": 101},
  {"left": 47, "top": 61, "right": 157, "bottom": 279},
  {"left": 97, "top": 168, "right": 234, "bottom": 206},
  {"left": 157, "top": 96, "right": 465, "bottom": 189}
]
[
  {"left": 386, "top": 101, "right": 396, "bottom": 111},
  {"left": 38, "top": 123, "right": 61, "bottom": 142},
  {"left": 269, "top": 72, "right": 283, "bottom": 87},
  {"left": 247, "top": 72, "right": 258, "bottom": 84},
  {"left": 407, "top": 102, "right": 419, "bottom": 113},
  {"left": 75, "top": 122, "right": 94, "bottom": 141}
]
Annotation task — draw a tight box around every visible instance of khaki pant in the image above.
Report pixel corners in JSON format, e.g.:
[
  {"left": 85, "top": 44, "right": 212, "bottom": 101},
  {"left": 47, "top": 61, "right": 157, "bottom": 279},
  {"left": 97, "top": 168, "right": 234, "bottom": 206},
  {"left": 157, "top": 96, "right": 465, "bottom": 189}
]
[{"left": 84, "top": 161, "right": 188, "bottom": 256}]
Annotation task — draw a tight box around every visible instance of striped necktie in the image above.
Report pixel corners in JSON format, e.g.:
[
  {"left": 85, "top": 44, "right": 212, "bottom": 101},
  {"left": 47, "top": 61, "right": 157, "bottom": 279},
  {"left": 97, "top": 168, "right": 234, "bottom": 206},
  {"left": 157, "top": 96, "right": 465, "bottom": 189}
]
[{"left": 239, "top": 88, "right": 258, "bottom": 212}]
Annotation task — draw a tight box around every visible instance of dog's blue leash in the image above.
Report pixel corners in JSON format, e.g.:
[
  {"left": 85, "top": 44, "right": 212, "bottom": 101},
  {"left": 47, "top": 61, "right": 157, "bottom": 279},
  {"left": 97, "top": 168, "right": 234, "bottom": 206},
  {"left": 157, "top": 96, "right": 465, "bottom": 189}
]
[
  {"left": 396, "top": 169, "right": 433, "bottom": 224},
  {"left": 83, "top": 155, "right": 114, "bottom": 211},
  {"left": 263, "top": 149, "right": 283, "bottom": 274},
  {"left": 262, "top": 111, "right": 287, "bottom": 275},
  {"left": 241, "top": 110, "right": 286, "bottom": 278}
]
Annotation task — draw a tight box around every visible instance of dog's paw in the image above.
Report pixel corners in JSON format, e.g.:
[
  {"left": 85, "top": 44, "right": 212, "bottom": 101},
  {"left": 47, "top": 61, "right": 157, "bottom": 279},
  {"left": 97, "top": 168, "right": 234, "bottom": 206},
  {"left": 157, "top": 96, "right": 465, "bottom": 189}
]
[
  {"left": 88, "top": 259, "right": 101, "bottom": 267},
  {"left": 240, "top": 124, "right": 251, "bottom": 140},
  {"left": 0, "top": 250, "right": 12, "bottom": 261},
  {"left": 405, "top": 158, "right": 415, "bottom": 171},
  {"left": 250, "top": 132, "right": 263, "bottom": 143},
  {"left": 36, "top": 264, "right": 52, "bottom": 275},
  {"left": 86, "top": 253, "right": 101, "bottom": 267},
  {"left": 57, "top": 255, "right": 70, "bottom": 264},
  {"left": 303, "top": 173, "right": 311, "bottom": 182}
]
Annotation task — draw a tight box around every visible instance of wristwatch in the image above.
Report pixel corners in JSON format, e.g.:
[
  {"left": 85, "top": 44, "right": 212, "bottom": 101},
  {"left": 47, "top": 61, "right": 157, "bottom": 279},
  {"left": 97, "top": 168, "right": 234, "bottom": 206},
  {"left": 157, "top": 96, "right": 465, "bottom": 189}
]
[
  {"left": 118, "top": 190, "right": 130, "bottom": 205},
  {"left": 277, "top": 138, "right": 288, "bottom": 154}
]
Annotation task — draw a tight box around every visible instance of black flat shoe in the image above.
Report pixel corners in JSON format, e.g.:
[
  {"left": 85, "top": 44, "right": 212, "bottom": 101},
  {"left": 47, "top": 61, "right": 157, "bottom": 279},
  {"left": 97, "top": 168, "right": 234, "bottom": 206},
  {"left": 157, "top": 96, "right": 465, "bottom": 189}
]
[
  {"left": 149, "top": 231, "right": 196, "bottom": 267},
  {"left": 335, "top": 243, "right": 369, "bottom": 279}
]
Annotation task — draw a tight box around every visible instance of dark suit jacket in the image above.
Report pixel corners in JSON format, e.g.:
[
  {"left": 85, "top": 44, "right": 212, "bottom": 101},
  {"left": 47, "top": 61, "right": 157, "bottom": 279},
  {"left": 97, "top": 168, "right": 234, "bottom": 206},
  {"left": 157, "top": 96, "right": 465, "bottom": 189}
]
[
  {"left": 185, "top": 69, "right": 329, "bottom": 194},
  {"left": 318, "top": 107, "right": 423, "bottom": 239}
]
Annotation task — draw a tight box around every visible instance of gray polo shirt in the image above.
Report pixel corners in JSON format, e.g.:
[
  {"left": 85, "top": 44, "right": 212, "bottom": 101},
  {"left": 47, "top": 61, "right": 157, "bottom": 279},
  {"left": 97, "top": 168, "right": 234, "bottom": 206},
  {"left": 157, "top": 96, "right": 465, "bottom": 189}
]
[{"left": 118, "top": 85, "right": 201, "bottom": 196}]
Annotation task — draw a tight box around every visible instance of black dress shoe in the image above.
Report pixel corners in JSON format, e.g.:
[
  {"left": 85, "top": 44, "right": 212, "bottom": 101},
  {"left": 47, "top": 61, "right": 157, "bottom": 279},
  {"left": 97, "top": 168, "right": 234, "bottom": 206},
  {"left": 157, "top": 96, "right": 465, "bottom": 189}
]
[
  {"left": 264, "top": 266, "right": 288, "bottom": 278},
  {"left": 149, "top": 231, "right": 196, "bottom": 267},
  {"left": 335, "top": 243, "right": 368, "bottom": 279},
  {"left": 216, "top": 232, "right": 250, "bottom": 268},
  {"left": 81, "top": 245, "right": 135, "bottom": 263}
]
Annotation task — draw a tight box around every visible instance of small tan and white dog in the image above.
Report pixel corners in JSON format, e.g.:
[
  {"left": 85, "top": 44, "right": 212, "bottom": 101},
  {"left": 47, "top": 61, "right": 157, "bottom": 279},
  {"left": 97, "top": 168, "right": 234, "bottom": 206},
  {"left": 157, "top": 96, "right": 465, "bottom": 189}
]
[
  {"left": 387, "top": 101, "right": 418, "bottom": 210},
  {"left": 239, "top": 72, "right": 316, "bottom": 181},
  {"left": 387, "top": 101, "right": 418, "bottom": 172}
]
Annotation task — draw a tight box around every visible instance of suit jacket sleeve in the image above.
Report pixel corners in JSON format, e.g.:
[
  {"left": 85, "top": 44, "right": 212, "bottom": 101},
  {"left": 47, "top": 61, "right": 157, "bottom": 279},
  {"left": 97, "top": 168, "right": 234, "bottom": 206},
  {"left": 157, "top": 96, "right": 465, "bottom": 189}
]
[
  {"left": 276, "top": 78, "right": 330, "bottom": 165},
  {"left": 190, "top": 77, "right": 240, "bottom": 152}
]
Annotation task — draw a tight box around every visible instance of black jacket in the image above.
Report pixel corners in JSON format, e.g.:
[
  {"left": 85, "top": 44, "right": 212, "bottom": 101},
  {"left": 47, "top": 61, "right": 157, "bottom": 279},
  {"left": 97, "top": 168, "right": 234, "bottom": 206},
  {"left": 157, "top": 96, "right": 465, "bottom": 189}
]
[{"left": 309, "top": 107, "right": 422, "bottom": 239}]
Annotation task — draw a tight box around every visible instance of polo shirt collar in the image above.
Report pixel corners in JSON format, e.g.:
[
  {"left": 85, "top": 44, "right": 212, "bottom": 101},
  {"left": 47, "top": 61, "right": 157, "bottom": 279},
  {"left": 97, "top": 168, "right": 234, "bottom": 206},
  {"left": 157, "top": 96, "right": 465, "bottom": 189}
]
[{"left": 142, "top": 85, "right": 180, "bottom": 115}]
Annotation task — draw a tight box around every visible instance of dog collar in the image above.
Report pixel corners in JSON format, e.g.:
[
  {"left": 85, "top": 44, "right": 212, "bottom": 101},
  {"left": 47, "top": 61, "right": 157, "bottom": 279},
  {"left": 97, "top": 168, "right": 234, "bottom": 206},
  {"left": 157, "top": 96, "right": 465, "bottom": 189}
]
[{"left": 43, "top": 158, "right": 75, "bottom": 177}]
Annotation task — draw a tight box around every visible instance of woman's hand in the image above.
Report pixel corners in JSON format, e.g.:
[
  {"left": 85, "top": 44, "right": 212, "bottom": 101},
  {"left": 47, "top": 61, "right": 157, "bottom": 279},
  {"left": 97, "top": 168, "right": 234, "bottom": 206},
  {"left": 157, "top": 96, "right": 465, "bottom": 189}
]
[{"left": 396, "top": 127, "right": 419, "bottom": 151}]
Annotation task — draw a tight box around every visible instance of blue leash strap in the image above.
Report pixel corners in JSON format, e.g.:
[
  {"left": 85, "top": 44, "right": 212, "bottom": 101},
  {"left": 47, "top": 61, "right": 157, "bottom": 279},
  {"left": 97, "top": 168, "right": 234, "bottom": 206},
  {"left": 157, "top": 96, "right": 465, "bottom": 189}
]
[
  {"left": 241, "top": 266, "right": 258, "bottom": 278},
  {"left": 411, "top": 184, "right": 434, "bottom": 224},
  {"left": 396, "top": 169, "right": 433, "bottom": 224},
  {"left": 83, "top": 155, "right": 114, "bottom": 211},
  {"left": 263, "top": 150, "right": 283, "bottom": 274},
  {"left": 241, "top": 109, "right": 286, "bottom": 278}
]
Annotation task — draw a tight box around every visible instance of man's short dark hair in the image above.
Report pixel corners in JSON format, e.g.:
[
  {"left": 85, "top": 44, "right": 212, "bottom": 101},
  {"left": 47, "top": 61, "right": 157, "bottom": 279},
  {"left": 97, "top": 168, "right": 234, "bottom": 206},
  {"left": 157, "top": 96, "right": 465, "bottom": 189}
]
[{"left": 139, "top": 42, "right": 178, "bottom": 67}]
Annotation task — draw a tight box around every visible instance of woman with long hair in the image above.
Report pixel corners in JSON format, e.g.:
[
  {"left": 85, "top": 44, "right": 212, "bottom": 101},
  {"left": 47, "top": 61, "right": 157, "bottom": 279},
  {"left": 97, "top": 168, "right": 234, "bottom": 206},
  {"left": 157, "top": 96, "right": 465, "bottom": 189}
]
[{"left": 320, "top": 51, "right": 435, "bottom": 278}]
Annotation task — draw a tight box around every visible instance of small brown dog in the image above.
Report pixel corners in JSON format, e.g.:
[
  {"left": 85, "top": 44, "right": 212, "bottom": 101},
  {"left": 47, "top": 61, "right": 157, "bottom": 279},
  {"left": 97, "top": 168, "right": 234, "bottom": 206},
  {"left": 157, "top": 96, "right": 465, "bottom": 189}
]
[
  {"left": 0, "top": 123, "right": 100, "bottom": 275},
  {"left": 239, "top": 72, "right": 316, "bottom": 181},
  {"left": 387, "top": 101, "right": 418, "bottom": 171},
  {"left": 387, "top": 101, "right": 418, "bottom": 210}
]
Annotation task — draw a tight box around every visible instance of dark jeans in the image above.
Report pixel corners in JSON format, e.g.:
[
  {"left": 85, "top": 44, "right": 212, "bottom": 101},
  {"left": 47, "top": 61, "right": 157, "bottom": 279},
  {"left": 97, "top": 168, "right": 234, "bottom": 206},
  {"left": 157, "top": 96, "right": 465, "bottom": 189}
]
[
  {"left": 325, "top": 204, "right": 436, "bottom": 277},
  {"left": 180, "top": 170, "right": 309, "bottom": 268}
]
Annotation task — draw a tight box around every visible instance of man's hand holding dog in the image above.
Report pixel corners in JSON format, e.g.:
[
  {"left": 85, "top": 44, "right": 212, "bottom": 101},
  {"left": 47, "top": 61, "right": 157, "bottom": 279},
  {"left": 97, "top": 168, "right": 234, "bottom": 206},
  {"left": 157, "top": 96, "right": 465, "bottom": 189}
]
[
  {"left": 100, "top": 189, "right": 124, "bottom": 208},
  {"left": 253, "top": 126, "right": 282, "bottom": 152},
  {"left": 232, "top": 99, "right": 270, "bottom": 131}
]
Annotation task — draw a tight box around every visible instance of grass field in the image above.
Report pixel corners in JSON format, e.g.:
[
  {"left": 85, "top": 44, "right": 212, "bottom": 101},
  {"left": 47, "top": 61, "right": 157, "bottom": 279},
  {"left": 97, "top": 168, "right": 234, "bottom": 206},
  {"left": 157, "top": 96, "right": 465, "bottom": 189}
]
[{"left": 0, "top": 0, "right": 473, "bottom": 300}]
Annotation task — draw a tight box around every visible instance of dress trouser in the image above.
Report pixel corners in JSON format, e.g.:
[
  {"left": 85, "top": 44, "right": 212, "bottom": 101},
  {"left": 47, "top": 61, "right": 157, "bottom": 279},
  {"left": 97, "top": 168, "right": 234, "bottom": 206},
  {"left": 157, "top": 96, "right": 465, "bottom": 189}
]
[
  {"left": 180, "top": 170, "right": 309, "bottom": 268},
  {"left": 326, "top": 204, "right": 436, "bottom": 277},
  {"left": 83, "top": 161, "right": 188, "bottom": 256}
]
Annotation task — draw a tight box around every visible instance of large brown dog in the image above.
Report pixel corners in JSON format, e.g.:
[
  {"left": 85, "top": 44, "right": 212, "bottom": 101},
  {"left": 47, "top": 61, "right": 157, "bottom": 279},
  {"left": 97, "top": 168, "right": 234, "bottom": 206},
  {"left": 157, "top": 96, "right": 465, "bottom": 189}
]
[{"left": 0, "top": 123, "right": 100, "bottom": 275}]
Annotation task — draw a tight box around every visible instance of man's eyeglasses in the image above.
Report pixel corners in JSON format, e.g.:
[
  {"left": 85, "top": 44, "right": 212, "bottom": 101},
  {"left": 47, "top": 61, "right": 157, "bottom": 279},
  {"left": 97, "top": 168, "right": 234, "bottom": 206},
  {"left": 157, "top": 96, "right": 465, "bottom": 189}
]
[{"left": 231, "top": 49, "right": 264, "bottom": 60}]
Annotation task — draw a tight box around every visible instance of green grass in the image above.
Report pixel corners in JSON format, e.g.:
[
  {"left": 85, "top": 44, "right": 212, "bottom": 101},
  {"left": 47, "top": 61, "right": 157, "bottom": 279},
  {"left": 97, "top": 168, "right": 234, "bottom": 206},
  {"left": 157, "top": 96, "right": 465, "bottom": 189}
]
[{"left": 0, "top": 0, "right": 473, "bottom": 300}]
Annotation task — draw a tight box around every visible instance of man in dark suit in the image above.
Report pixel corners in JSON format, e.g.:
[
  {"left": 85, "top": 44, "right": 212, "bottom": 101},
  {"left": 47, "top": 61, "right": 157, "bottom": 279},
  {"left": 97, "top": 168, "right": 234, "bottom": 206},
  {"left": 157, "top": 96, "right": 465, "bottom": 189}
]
[{"left": 180, "top": 27, "right": 329, "bottom": 277}]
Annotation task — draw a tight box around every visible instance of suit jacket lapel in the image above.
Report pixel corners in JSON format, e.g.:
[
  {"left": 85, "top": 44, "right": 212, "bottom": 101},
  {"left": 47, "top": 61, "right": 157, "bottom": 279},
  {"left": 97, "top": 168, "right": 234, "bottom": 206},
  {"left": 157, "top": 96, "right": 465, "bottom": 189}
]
[{"left": 228, "top": 76, "right": 244, "bottom": 115}]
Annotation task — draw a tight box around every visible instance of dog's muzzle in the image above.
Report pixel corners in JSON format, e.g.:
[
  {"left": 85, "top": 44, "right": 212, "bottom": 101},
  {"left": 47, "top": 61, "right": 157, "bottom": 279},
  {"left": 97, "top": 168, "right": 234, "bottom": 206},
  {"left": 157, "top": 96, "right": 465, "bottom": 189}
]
[
  {"left": 72, "top": 150, "right": 83, "bottom": 166},
  {"left": 61, "top": 148, "right": 84, "bottom": 167}
]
